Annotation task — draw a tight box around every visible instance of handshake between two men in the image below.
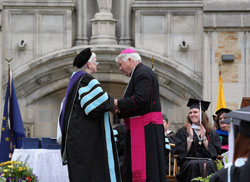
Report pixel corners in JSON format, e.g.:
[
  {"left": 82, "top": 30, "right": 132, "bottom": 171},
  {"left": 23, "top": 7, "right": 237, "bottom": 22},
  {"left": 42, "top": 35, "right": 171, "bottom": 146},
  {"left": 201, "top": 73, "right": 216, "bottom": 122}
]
[{"left": 113, "top": 99, "right": 120, "bottom": 114}]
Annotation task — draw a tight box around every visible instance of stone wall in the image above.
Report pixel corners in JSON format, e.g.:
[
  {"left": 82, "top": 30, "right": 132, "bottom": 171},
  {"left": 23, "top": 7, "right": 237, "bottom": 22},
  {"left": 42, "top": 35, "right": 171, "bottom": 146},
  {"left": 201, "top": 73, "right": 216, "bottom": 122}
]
[
  {"left": 203, "top": 0, "right": 250, "bottom": 117},
  {"left": 132, "top": 1, "right": 203, "bottom": 78},
  {"left": 2, "top": 1, "right": 74, "bottom": 77},
  {"left": 2, "top": 0, "right": 250, "bottom": 137},
  {"left": 215, "top": 32, "right": 241, "bottom": 84},
  {"left": 1, "top": 0, "right": 75, "bottom": 137}
]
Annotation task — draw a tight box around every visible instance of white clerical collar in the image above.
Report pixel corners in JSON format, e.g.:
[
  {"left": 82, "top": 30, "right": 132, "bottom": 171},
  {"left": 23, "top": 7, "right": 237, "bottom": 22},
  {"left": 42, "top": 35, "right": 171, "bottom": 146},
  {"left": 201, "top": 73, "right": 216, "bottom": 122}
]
[{"left": 192, "top": 124, "right": 201, "bottom": 130}]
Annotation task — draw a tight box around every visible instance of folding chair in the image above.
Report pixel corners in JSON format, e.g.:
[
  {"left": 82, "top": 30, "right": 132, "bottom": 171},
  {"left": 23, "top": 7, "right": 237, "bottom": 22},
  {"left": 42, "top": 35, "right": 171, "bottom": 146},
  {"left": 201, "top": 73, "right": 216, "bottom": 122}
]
[{"left": 166, "top": 143, "right": 179, "bottom": 182}]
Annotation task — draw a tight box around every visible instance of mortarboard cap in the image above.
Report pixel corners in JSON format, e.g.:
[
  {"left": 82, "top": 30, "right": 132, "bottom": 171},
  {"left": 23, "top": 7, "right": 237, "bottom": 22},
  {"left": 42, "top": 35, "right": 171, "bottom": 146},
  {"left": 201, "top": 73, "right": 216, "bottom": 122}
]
[
  {"left": 225, "top": 106, "right": 250, "bottom": 137},
  {"left": 187, "top": 98, "right": 210, "bottom": 112},
  {"left": 73, "top": 48, "right": 92, "bottom": 68},
  {"left": 215, "top": 108, "right": 231, "bottom": 115}
]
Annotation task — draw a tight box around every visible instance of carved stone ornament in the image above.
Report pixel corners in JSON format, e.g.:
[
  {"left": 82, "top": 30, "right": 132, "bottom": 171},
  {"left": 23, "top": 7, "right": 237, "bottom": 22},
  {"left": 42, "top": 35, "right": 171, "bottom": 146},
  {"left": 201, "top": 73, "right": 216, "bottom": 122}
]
[
  {"left": 179, "top": 40, "right": 189, "bottom": 51},
  {"left": 97, "top": 0, "right": 112, "bottom": 14},
  {"left": 17, "top": 40, "right": 27, "bottom": 50},
  {"left": 36, "top": 75, "right": 51, "bottom": 85}
]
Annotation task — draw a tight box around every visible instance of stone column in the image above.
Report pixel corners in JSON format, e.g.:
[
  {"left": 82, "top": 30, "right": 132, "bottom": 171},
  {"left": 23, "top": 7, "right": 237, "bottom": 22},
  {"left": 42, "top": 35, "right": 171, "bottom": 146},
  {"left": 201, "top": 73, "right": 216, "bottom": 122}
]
[
  {"left": 119, "top": 0, "right": 132, "bottom": 45},
  {"left": 75, "top": 0, "right": 88, "bottom": 45},
  {"left": 203, "top": 31, "right": 213, "bottom": 106},
  {"left": 90, "top": 0, "right": 117, "bottom": 45}
]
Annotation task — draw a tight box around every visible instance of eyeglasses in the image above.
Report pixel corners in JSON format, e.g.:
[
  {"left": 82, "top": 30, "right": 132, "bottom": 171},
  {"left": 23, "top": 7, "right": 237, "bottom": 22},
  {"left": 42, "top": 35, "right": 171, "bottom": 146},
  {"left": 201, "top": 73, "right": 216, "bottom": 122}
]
[{"left": 90, "top": 61, "right": 99, "bottom": 65}]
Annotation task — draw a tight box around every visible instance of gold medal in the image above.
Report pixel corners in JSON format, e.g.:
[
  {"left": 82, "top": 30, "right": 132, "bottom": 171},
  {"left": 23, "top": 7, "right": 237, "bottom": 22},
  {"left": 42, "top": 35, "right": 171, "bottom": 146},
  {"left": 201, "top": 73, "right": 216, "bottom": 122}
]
[{"left": 194, "top": 129, "right": 203, "bottom": 145}]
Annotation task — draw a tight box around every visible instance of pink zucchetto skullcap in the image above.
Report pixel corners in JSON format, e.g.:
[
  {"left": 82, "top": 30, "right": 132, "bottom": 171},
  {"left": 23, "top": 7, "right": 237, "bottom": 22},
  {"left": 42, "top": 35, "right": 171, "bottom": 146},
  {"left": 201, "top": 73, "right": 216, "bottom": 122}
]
[{"left": 120, "top": 48, "right": 137, "bottom": 54}]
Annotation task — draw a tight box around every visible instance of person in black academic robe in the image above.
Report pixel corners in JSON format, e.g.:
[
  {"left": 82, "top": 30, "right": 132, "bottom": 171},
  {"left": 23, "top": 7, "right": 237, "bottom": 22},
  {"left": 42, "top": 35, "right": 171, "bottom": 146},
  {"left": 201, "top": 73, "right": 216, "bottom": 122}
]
[
  {"left": 113, "top": 124, "right": 127, "bottom": 176},
  {"left": 174, "top": 98, "right": 221, "bottom": 182},
  {"left": 60, "top": 48, "right": 121, "bottom": 182},
  {"left": 210, "top": 106, "right": 250, "bottom": 182},
  {"left": 163, "top": 114, "right": 176, "bottom": 175},
  {"left": 213, "top": 108, "right": 231, "bottom": 154},
  {"left": 209, "top": 155, "right": 250, "bottom": 182},
  {"left": 115, "top": 48, "right": 166, "bottom": 182}
]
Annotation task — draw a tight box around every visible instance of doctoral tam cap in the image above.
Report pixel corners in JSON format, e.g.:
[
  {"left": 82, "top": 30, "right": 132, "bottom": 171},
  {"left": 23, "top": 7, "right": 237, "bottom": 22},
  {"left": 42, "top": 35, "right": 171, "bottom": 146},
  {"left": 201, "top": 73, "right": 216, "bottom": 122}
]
[
  {"left": 73, "top": 48, "right": 92, "bottom": 68},
  {"left": 215, "top": 108, "right": 231, "bottom": 115}
]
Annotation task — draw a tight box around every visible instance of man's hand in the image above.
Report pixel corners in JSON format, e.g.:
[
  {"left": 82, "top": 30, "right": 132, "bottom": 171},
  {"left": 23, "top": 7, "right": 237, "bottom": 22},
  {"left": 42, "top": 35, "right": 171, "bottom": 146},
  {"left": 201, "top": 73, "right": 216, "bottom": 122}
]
[{"left": 113, "top": 99, "right": 120, "bottom": 114}]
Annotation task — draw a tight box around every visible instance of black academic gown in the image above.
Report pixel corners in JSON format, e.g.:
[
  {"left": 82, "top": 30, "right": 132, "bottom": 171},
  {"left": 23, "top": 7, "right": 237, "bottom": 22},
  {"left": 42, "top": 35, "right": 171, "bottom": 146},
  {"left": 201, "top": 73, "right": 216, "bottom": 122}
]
[
  {"left": 220, "top": 134, "right": 228, "bottom": 154},
  {"left": 113, "top": 124, "right": 127, "bottom": 176},
  {"left": 174, "top": 128, "right": 221, "bottom": 182},
  {"left": 118, "top": 63, "right": 166, "bottom": 182},
  {"left": 210, "top": 154, "right": 250, "bottom": 182},
  {"left": 216, "top": 129, "right": 229, "bottom": 154},
  {"left": 61, "top": 73, "right": 121, "bottom": 182}
]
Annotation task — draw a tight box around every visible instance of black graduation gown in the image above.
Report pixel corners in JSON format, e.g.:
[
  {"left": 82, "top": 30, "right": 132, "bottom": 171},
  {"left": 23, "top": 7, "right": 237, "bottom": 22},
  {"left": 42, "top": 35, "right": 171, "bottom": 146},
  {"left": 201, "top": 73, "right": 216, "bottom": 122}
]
[
  {"left": 113, "top": 124, "right": 127, "bottom": 159},
  {"left": 117, "top": 63, "right": 166, "bottom": 182},
  {"left": 61, "top": 73, "right": 121, "bottom": 182},
  {"left": 216, "top": 129, "right": 229, "bottom": 154},
  {"left": 174, "top": 128, "right": 221, "bottom": 182},
  {"left": 113, "top": 124, "right": 127, "bottom": 176},
  {"left": 240, "top": 155, "right": 250, "bottom": 182},
  {"left": 210, "top": 155, "right": 250, "bottom": 182},
  {"left": 220, "top": 135, "right": 228, "bottom": 154}
]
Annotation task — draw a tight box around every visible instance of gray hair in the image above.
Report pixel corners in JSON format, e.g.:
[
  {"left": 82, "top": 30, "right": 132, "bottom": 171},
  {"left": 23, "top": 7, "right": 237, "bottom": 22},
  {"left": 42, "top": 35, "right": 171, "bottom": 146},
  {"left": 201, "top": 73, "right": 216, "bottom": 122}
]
[{"left": 115, "top": 52, "right": 142, "bottom": 63}]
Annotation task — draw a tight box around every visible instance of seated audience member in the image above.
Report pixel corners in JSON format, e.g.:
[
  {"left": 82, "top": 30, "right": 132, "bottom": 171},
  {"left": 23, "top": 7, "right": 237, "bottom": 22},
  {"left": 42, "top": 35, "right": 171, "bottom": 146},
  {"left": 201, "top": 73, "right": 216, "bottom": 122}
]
[
  {"left": 174, "top": 98, "right": 221, "bottom": 182},
  {"left": 210, "top": 106, "right": 250, "bottom": 182},
  {"left": 214, "top": 108, "right": 231, "bottom": 154},
  {"left": 163, "top": 114, "right": 176, "bottom": 175},
  {"left": 113, "top": 124, "right": 127, "bottom": 165},
  {"left": 163, "top": 114, "right": 175, "bottom": 137}
]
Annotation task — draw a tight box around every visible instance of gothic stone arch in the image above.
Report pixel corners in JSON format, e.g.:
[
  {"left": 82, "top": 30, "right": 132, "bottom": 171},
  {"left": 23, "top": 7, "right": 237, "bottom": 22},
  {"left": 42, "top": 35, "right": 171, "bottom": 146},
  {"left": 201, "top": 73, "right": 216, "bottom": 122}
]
[{"left": 7, "top": 46, "right": 202, "bottom": 136}]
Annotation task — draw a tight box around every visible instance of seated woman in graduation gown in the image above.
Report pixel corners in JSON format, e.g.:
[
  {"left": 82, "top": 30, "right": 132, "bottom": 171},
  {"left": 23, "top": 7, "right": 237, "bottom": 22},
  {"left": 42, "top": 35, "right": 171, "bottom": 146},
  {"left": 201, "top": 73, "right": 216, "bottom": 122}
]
[
  {"left": 213, "top": 108, "right": 231, "bottom": 154},
  {"left": 174, "top": 98, "right": 221, "bottom": 182},
  {"left": 210, "top": 106, "right": 250, "bottom": 182}
]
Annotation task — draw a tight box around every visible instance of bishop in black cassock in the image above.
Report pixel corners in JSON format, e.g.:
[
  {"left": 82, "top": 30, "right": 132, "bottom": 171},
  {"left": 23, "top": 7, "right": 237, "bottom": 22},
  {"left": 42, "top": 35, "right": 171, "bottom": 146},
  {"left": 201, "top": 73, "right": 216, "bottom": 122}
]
[{"left": 115, "top": 48, "right": 165, "bottom": 182}]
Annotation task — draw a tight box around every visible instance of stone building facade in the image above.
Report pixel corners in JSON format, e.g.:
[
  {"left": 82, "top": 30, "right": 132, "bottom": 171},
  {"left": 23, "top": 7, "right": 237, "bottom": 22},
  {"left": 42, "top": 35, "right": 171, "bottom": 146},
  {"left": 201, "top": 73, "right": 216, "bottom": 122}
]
[{"left": 1, "top": 0, "right": 250, "bottom": 138}]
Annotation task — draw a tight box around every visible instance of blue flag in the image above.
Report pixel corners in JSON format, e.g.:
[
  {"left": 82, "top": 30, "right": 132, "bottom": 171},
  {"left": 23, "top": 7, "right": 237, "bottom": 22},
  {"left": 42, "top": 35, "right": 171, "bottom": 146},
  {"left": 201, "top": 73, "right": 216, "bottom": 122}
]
[{"left": 0, "top": 78, "right": 25, "bottom": 162}]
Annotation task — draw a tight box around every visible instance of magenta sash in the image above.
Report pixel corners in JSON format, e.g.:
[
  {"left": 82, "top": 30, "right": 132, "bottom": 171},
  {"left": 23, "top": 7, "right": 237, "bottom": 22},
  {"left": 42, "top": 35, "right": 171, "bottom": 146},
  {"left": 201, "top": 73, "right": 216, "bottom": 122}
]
[{"left": 124, "top": 112, "right": 163, "bottom": 182}]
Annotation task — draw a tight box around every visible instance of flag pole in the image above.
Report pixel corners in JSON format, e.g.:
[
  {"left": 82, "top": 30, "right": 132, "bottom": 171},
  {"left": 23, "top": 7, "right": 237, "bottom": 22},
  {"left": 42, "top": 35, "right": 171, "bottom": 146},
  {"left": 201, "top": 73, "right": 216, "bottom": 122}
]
[
  {"left": 5, "top": 58, "right": 13, "bottom": 159},
  {"left": 199, "top": 100, "right": 202, "bottom": 125},
  {"left": 219, "top": 63, "right": 221, "bottom": 77}
]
